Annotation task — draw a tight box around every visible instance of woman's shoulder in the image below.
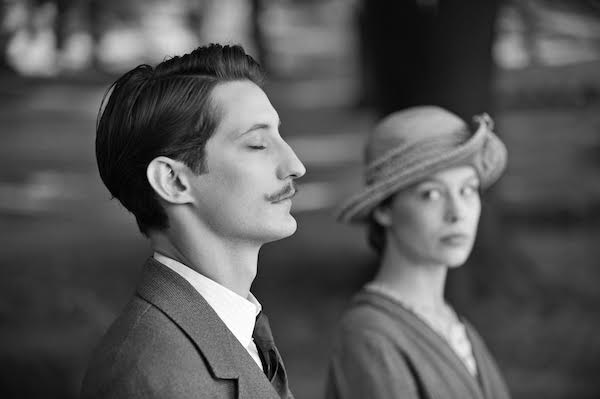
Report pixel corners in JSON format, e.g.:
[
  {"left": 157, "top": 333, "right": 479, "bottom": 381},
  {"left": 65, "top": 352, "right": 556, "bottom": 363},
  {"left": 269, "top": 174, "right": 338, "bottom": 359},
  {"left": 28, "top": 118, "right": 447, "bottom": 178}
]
[{"left": 335, "top": 289, "right": 414, "bottom": 342}]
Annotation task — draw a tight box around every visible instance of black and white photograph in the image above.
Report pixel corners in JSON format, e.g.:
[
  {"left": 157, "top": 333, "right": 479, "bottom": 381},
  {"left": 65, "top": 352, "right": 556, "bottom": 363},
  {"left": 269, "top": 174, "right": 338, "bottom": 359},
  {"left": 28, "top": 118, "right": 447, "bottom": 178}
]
[{"left": 1, "top": 1, "right": 599, "bottom": 398}]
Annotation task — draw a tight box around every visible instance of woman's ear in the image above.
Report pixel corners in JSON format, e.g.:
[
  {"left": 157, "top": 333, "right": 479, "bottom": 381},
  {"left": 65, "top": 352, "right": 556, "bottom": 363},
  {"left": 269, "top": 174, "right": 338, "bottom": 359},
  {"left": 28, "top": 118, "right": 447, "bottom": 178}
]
[
  {"left": 372, "top": 202, "right": 393, "bottom": 227},
  {"left": 146, "top": 157, "right": 193, "bottom": 204}
]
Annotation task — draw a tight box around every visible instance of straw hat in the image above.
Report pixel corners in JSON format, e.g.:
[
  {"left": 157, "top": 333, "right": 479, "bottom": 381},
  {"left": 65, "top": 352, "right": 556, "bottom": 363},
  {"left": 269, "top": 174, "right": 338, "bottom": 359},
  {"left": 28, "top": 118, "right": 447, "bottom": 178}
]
[{"left": 337, "top": 106, "right": 507, "bottom": 223}]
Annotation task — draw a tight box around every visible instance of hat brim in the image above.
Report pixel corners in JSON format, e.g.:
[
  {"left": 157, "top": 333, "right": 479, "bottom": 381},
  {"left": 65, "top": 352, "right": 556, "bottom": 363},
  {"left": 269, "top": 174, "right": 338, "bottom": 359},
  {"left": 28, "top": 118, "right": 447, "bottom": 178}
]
[{"left": 336, "top": 128, "right": 507, "bottom": 224}]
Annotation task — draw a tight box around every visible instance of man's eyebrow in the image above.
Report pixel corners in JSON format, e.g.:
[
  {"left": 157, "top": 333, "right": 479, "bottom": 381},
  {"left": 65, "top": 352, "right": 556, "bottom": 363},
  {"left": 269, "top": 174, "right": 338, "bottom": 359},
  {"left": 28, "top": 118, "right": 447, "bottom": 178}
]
[{"left": 240, "top": 119, "right": 282, "bottom": 136}]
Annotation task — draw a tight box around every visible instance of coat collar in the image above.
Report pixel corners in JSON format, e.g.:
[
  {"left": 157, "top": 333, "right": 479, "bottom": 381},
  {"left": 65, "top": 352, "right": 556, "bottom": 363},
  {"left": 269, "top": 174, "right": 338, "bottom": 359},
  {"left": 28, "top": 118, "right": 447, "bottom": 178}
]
[{"left": 135, "top": 258, "right": 280, "bottom": 398}]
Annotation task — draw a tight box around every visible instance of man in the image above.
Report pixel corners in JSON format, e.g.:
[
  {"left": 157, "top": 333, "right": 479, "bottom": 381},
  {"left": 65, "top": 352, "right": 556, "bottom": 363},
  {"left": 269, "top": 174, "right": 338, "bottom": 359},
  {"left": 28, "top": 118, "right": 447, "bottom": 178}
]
[{"left": 81, "top": 44, "right": 305, "bottom": 399}]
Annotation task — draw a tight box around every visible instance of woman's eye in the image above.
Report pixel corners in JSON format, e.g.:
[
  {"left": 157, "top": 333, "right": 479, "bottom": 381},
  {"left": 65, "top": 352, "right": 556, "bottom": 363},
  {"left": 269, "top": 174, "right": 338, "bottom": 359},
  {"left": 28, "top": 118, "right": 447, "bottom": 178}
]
[
  {"left": 462, "top": 185, "right": 479, "bottom": 196},
  {"left": 421, "top": 189, "right": 441, "bottom": 201}
]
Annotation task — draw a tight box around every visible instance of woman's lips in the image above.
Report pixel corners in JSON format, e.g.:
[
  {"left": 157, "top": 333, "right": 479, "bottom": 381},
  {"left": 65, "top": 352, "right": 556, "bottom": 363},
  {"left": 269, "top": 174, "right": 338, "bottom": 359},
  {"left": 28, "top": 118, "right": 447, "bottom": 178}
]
[{"left": 440, "top": 233, "right": 470, "bottom": 246}]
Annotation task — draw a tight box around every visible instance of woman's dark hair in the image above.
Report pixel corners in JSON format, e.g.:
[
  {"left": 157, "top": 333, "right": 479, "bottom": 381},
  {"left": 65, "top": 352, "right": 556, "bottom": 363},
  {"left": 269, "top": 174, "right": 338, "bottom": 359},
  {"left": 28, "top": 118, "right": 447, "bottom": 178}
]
[
  {"left": 367, "top": 218, "right": 387, "bottom": 254},
  {"left": 95, "top": 44, "right": 264, "bottom": 236},
  {"left": 366, "top": 195, "right": 394, "bottom": 254}
]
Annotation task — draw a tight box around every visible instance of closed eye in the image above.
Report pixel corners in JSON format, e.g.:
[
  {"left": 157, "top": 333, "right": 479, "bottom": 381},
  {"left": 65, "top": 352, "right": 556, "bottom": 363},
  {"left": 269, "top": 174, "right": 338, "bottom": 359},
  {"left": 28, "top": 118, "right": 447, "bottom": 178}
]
[{"left": 248, "top": 145, "right": 266, "bottom": 150}]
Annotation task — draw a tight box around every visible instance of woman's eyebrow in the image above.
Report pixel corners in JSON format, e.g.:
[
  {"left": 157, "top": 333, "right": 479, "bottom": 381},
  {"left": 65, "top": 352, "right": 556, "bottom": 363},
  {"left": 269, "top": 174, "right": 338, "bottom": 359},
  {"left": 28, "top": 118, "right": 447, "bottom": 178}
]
[
  {"left": 414, "top": 174, "right": 478, "bottom": 188},
  {"left": 462, "top": 175, "right": 480, "bottom": 184},
  {"left": 416, "top": 178, "right": 443, "bottom": 186}
]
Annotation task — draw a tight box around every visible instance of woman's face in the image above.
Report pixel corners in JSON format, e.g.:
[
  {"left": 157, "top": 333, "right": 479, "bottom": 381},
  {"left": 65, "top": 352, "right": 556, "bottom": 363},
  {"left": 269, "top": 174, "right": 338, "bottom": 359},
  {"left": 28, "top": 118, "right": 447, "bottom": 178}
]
[{"left": 376, "top": 166, "right": 481, "bottom": 268}]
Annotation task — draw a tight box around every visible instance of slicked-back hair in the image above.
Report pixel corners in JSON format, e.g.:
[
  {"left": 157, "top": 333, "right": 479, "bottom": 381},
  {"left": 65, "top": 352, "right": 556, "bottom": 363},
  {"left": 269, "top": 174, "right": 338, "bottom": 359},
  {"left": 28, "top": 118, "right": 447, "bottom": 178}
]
[{"left": 96, "top": 44, "right": 265, "bottom": 235}]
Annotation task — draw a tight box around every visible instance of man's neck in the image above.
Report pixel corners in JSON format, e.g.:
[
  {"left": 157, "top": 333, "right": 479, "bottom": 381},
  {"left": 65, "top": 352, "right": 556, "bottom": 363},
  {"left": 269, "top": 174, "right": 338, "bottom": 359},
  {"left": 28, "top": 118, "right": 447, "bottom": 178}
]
[{"left": 149, "top": 229, "right": 260, "bottom": 298}]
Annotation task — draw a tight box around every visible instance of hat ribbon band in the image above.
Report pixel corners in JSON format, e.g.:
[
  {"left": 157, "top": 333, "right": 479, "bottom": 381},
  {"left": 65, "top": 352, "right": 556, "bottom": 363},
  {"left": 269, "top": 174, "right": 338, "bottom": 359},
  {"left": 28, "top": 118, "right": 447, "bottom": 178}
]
[{"left": 365, "top": 125, "right": 489, "bottom": 185}]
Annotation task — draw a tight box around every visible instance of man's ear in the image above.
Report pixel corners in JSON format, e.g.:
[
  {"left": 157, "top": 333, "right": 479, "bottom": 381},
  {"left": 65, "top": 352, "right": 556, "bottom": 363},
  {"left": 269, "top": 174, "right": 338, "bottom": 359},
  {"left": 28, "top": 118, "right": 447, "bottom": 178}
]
[
  {"left": 146, "top": 156, "right": 193, "bottom": 204},
  {"left": 372, "top": 202, "right": 393, "bottom": 227}
]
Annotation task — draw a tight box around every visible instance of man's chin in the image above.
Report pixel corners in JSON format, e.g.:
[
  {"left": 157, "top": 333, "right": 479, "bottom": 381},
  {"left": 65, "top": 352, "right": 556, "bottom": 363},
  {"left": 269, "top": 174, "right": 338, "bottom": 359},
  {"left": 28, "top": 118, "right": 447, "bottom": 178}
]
[{"left": 262, "top": 217, "right": 298, "bottom": 243}]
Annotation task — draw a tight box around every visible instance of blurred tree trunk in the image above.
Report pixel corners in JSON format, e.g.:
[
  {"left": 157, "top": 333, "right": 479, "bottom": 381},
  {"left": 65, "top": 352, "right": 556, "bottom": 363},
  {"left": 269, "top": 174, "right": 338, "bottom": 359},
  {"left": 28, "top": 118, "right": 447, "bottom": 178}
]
[
  {"left": 359, "top": 0, "right": 510, "bottom": 306},
  {"left": 359, "top": 0, "right": 500, "bottom": 120},
  {"left": 54, "top": 0, "right": 70, "bottom": 54},
  {"left": 0, "top": 5, "right": 14, "bottom": 73},
  {"left": 86, "top": 0, "right": 103, "bottom": 70},
  {"left": 250, "top": 0, "right": 269, "bottom": 72}
]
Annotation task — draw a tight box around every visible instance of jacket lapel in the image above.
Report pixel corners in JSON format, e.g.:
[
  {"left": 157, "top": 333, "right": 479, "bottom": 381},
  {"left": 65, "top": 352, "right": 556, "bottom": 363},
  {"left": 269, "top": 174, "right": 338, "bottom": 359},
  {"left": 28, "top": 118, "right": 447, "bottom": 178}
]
[{"left": 136, "top": 258, "right": 280, "bottom": 398}]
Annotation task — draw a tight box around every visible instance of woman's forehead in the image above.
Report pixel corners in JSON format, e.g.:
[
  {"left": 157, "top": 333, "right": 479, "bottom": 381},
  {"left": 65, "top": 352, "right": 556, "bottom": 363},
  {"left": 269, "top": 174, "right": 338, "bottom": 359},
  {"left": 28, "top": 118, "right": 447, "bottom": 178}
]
[{"left": 420, "top": 166, "right": 478, "bottom": 184}]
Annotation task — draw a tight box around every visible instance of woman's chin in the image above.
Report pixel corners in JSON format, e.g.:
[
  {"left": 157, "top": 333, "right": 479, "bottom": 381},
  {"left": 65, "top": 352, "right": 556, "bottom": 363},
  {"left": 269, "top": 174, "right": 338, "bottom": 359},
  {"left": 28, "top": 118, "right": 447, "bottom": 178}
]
[
  {"left": 446, "top": 259, "right": 468, "bottom": 269},
  {"left": 438, "top": 250, "right": 471, "bottom": 268}
]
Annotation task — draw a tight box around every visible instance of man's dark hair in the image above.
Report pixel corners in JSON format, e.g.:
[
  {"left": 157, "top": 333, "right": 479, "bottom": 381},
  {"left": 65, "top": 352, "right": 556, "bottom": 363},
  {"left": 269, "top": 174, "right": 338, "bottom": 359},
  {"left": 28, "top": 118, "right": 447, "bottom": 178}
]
[{"left": 96, "top": 44, "right": 264, "bottom": 236}]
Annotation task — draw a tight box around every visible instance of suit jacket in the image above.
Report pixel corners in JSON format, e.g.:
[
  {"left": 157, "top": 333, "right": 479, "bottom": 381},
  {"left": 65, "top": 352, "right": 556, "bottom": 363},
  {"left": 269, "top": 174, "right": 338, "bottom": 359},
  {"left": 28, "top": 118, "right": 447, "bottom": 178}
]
[
  {"left": 81, "top": 258, "right": 288, "bottom": 399},
  {"left": 325, "top": 290, "right": 511, "bottom": 399}
]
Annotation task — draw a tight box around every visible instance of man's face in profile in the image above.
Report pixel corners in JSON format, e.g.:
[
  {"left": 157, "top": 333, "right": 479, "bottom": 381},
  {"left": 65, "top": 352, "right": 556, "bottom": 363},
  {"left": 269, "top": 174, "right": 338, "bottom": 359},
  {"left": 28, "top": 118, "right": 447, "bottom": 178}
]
[{"left": 186, "top": 80, "right": 306, "bottom": 244}]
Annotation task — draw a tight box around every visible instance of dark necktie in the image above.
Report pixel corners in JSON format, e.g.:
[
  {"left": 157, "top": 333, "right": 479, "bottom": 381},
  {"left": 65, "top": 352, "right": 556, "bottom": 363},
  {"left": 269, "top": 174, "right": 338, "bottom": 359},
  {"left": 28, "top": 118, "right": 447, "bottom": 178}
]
[{"left": 252, "top": 311, "right": 294, "bottom": 399}]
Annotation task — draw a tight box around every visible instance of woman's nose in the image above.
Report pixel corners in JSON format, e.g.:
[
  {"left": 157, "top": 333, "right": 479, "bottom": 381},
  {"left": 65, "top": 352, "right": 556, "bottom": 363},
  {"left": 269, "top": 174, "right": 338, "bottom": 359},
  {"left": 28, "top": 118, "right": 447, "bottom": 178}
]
[{"left": 444, "top": 195, "right": 465, "bottom": 223}]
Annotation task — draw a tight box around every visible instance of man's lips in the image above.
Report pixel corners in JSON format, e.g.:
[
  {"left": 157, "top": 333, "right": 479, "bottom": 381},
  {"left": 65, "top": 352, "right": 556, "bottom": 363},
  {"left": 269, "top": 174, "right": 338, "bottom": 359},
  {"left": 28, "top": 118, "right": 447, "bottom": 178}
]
[
  {"left": 270, "top": 190, "right": 296, "bottom": 203},
  {"left": 266, "top": 183, "right": 297, "bottom": 203}
]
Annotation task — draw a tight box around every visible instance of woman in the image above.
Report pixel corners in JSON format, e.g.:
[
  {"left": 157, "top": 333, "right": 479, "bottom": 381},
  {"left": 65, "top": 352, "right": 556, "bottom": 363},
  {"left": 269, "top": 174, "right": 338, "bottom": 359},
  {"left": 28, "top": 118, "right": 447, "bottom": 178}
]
[{"left": 326, "top": 106, "right": 511, "bottom": 399}]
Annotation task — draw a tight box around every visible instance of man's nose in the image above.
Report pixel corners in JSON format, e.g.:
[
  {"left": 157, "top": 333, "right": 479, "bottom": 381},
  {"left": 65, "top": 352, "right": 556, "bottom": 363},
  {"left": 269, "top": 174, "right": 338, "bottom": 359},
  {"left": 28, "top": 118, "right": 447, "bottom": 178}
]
[{"left": 277, "top": 140, "right": 306, "bottom": 180}]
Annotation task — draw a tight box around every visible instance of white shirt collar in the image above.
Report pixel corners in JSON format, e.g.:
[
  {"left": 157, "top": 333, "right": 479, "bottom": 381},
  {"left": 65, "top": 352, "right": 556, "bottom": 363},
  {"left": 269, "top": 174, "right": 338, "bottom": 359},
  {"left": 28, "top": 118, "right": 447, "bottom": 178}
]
[{"left": 153, "top": 252, "right": 261, "bottom": 349}]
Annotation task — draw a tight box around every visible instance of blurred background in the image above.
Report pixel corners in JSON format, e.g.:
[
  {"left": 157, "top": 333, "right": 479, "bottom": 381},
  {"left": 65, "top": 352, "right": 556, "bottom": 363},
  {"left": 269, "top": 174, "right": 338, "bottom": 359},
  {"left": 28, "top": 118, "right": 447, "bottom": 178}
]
[{"left": 1, "top": 0, "right": 600, "bottom": 398}]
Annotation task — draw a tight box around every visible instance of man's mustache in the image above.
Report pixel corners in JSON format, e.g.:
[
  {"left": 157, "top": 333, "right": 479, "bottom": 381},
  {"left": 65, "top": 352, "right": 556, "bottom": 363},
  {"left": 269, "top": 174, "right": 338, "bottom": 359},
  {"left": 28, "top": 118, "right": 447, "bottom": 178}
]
[{"left": 265, "top": 183, "right": 297, "bottom": 202}]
